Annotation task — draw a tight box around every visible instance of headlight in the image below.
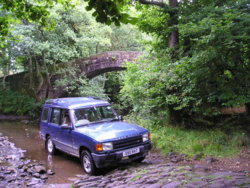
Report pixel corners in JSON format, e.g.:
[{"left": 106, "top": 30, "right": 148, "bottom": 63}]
[
  {"left": 96, "top": 142, "right": 113, "bottom": 151},
  {"left": 103, "top": 142, "right": 113, "bottom": 151},
  {"left": 143, "top": 133, "right": 150, "bottom": 142}
]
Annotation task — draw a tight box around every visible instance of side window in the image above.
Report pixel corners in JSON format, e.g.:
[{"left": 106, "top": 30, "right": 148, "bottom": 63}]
[
  {"left": 50, "top": 108, "right": 61, "bottom": 125},
  {"left": 61, "top": 109, "right": 71, "bottom": 126},
  {"left": 41, "top": 108, "right": 50, "bottom": 122}
]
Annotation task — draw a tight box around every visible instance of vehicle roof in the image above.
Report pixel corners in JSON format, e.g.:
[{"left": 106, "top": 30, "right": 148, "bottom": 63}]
[{"left": 43, "top": 97, "right": 110, "bottom": 109}]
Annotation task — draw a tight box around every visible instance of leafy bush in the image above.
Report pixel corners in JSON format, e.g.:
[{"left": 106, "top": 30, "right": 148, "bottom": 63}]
[
  {"left": 121, "top": 54, "right": 171, "bottom": 123},
  {"left": 0, "top": 87, "right": 42, "bottom": 118},
  {"left": 55, "top": 68, "right": 109, "bottom": 100}
]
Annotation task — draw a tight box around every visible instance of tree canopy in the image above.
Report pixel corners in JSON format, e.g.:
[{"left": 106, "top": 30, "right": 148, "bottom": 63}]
[
  {"left": 0, "top": 0, "right": 249, "bottom": 126},
  {"left": 120, "top": 0, "right": 250, "bottom": 125},
  {"left": 0, "top": 1, "right": 147, "bottom": 100},
  {"left": 0, "top": 0, "right": 74, "bottom": 46}
]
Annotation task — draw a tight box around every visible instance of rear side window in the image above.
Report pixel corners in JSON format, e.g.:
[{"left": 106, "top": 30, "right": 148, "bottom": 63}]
[
  {"left": 50, "top": 108, "right": 61, "bottom": 125},
  {"left": 41, "top": 108, "right": 50, "bottom": 122}
]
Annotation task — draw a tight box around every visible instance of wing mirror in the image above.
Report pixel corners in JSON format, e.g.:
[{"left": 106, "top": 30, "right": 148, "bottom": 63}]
[{"left": 118, "top": 115, "right": 123, "bottom": 121}]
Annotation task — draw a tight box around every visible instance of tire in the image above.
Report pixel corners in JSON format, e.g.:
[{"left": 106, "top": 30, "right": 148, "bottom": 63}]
[
  {"left": 133, "top": 156, "right": 145, "bottom": 163},
  {"left": 46, "top": 136, "right": 56, "bottom": 155},
  {"left": 81, "top": 150, "right": 97, "bottom": 175}
]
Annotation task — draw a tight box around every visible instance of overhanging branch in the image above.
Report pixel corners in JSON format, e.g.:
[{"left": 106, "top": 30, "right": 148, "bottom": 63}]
[{"left": 137, "top": 0, "right": 167, "bottom": 8}]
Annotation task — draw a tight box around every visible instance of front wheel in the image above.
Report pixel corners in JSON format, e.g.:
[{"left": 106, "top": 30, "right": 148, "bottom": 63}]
[
  {"left": 133, "top": 156, "right": 145, "bottom": 163},
  {"left": 81, "top": 150, "right": 97, "bottom": 175},
  {"left": 46, "top": 136, "right": 56, "bottom": 155}
]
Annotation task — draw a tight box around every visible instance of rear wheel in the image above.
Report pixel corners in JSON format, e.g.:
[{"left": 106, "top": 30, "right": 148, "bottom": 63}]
[
  {"left": 46, "top": 136, "right": 56, "bottom": 155},
  {"left": 81, "top": 150, "right": 97, "bottom": 175}
]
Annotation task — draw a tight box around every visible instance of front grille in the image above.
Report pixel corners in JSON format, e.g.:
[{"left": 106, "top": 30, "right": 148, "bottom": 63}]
[{"left": 113, "top": 135, "right": 143, "bottom": 149}]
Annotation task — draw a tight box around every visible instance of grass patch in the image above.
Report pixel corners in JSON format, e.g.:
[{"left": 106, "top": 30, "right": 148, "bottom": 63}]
[
  {"left": 206, "top": 175, "right": 216, "bottom": 179},
  {"left": 224, "top": 176, "right": 233, "bottom": 180},
  {"left": 126, "top": 116, "right": 249, "bottom": 157},
  {"left": 136, "top": 168, "right": 149, "bottom": 174},
  {"left": 132, "top": 175, "right": 141, "bottom": 181}
]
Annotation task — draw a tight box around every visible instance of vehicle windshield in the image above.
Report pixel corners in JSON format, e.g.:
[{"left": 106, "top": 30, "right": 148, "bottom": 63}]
[{"left": 73, "top": 106, "right": 117, "bottom": 127}]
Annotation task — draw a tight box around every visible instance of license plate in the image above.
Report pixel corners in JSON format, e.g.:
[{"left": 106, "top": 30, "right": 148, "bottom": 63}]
[{"left": 122, "top": 147, "right": 140, "bottom": 157}]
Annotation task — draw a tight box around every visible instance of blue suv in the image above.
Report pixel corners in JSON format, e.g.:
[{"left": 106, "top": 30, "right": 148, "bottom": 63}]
[{"left": 39, "top": 97, "right": 152, "bottom": 175}]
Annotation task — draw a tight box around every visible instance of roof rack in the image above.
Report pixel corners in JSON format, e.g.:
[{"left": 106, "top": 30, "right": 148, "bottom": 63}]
[{"left": 45, "top": 99, "right": 54, "bottom": 104}]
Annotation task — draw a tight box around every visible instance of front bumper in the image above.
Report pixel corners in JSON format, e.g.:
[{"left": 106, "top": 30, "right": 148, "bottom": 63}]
[{"left": 92, "top": 141, "right": 152, "bottom": 168}]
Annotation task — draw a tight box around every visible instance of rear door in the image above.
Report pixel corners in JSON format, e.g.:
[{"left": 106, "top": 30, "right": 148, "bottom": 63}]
[
  {"left": 48, "top": 108, "right": 61, "bottom": 148},
  {"left": 58, "top": 109, "right": 74, "bottom": 154},
  {"left": 40, "top": 107, "right": 50, "bottom": 139}
]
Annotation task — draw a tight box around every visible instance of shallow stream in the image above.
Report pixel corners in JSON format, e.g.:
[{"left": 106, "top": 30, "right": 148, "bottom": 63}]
[{"left": 0, "top": 121, "right": 83, "bottom": 184}]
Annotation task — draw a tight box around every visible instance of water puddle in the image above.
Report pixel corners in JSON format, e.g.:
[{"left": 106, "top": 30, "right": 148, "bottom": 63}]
[{"left": 0, "top": 121, "right": 83, "bottom": 184}]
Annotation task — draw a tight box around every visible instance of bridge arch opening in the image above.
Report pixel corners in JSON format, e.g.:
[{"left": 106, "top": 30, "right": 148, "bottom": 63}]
[
  {"left": 86, "top": 67, "right": 126, "bottom": 79},
  {"left": 74, "top": 51, "right": 142, "bottom": 79}
]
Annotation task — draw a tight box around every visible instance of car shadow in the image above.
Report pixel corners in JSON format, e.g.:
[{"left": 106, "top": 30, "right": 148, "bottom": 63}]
[{"left": 53, "top": 150, "right": 151, "bottom": 177}]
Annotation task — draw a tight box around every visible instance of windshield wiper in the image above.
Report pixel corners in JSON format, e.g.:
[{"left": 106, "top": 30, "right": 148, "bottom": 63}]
[
  {"left": 75, "top": 123, "right": 90, "bottom": 128},
  {"left": 76, "top": 118, "right": 118, "bottom": 127},
  {"left": 109, "top": 118, "right": 119, "bottom": 122}
]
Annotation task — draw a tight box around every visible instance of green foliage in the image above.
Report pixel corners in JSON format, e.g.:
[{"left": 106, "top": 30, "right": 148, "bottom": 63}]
[
  {"left": 128, "top": 116, "right": 249, "bottom": 157},
  {"left": 176, "top": 0, "right": 250, "bottom": 110},
  {"left": 83, "top": 0, "right": 134, "bottom": 25},
  {"left": 136, "top": 5, "right": 170, "bottom": 42},
  {"left": 14, "top": 3, "right": 112, "bottom": 63},
  {"left": 0, "top": 86, "right": 42, "bottom": 118},
  {"left": 1, "top": 1, "right": 148, "bottom": 101},
  {"left": 121, "top": 52, "right": 171, "bottom": 122},
  {"left": 108, "top": 24, "right": 150, "bottom": 51},
  {"left": 0, "top": 0, "right": 73, "bottom": 46},
  {"left": 55, "top": 67, "right": 109, "bottom": 100},
  {"left": 121, "top": 0, "right": 250, "bottom": 125},
  {"left": 101, "top": 72, "right": 128, "bottom": 114}
]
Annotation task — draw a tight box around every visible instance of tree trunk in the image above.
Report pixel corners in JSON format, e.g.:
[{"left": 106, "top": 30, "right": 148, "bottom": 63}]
[
  {"left": 28, "top": 56, "right": 33, "bottom": 89},
  {"left": 95, "top": 42, "right": 99, "bottom": 54},
  {"left": 168, "top": 0, "right": 179, "bottom": 48},
  {"left": 45, "top": 74, "right": 53, "bottom": 98},
  {"left": 43, "top": 61, "right": 51, "bottom": 99},
  {"left": 1, "top": 50, "right": 10, "bottom": 88},
  {"left": 34, "top": 59, "right": 44, "bottom": 101},
  {"left": 2, "top": 62, "right": 9, "bottom": 88},
  {"left": 137, "top": 0, "right": 179, "bottom": 48},
  {"left": 169, "top": 30, "right": 179, "bottom": 48},
  {"left": 246, "top": 103, "right": 250, "bottom": 115}
]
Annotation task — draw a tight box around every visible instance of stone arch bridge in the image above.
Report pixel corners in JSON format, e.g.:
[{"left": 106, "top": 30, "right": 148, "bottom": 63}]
[
  {"left": 74, "top": 51, "right": 142, "bottom": 78},
  {"left": 5, "top": 51, "right": 142, "bottom": 99}
]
